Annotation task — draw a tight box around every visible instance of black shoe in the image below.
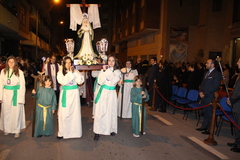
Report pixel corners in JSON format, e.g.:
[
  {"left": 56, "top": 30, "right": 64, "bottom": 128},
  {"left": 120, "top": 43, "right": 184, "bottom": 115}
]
[
  {"left": 110, "top": 132, "right": 116, "bottom": 136},
  {"left": 201, "top": 130, "right": 210, "bottom": 135},
  {"left": 227, "top": 142, "right": 237, "bottom": 148},
  {"left": 157, "top": 109, "right": 166, "bottom": 113},
  {"left": 196, "top": 127, "right": 207, "bottom": 131},
  {"left": 37, "top": 135, "right": 42, "bottom": 138},
  {"left": 57, "top": 136, "right": 63, "bottom": 140},
  {"left": 230, "top": 148, "right": 240, "bottom": 153},
  {"left": 45, "top": 135, "right": 49, "bottom": 137},
  {"left": 94, "top": 134, "right": 99, "bottom": 141}
]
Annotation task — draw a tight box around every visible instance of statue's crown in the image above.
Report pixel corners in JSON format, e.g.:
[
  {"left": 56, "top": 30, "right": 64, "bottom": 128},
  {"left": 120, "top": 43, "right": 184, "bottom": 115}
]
[{"left": 82, "top": 13, "right": 88, "bottom": 19}]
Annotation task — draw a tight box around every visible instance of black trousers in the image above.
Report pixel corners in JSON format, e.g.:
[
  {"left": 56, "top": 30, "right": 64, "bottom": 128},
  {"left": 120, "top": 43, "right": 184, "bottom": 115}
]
[{"left": 234, "top": 112, "right": 240, "bottom": 147}]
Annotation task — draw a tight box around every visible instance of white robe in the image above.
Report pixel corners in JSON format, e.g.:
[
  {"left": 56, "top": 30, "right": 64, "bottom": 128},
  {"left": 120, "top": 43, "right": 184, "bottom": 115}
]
[
  {"left": 117, "top": 68, "right": 138, "bottom": 118},
  {"left": 0, "top": 69, "right": 26, "bottom": 133},
  {"left": 57, "top": 69, "right": 84, "bottom": 139},
  {"left": 93, "top": 68, "right": 121, "bottom": 135},
  {"left": 91, "top": 70, "right": 100, "bottom": 116}
]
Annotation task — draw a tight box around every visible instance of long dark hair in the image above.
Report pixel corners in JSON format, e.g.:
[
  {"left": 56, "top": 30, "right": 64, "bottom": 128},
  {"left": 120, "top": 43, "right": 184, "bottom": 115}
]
[
  {"left": 4, "top": 56, "right": 19, "bottom": 77},
  {"left": 62, "top": 56, "right": 73, "bottom": 76},
  {"left": 107, "top": 54, "right": 120, "bottom": 70},
  {"left": 42, "top": 75, "right": 53, "bottom": 88},
  {"left": 126, "top": 59, "right": 134, "bottom": 69}
]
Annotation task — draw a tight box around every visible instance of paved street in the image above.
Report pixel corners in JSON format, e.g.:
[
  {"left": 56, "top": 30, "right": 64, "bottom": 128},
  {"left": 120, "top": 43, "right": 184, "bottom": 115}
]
[{"left": 0, "top": 89, "right": 239, "bottom": 160}]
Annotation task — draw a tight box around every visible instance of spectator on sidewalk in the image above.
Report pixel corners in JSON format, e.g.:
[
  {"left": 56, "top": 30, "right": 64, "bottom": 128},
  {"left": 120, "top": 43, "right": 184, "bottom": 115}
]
[
  {"left": 196, "top": 59, "right": 222, "bottom": 134},
  {"left": 226, "top": 58, "right": 240, "bottom": 153}
]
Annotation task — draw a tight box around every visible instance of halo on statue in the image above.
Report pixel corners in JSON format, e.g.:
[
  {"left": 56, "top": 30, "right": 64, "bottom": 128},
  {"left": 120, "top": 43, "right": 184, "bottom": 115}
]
[{"left": 82, "top": 13, "right": 89, "bottom": 19}]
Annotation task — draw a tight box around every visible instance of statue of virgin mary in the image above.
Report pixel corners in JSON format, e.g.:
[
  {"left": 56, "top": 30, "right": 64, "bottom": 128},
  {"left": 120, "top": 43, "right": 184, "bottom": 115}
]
[{"left": 74, "top": 13, "right": 98, "bottom": 59}]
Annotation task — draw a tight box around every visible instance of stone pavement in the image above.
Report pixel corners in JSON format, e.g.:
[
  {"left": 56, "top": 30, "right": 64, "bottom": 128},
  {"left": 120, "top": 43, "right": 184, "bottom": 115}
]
[{"left": 0, "top": 89, "right": 239, "bottom": 160}]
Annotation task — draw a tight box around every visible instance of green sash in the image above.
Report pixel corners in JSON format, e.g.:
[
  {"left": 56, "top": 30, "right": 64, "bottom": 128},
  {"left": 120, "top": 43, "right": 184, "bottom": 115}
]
[
  {"left": 124, "top": 79, "right": 134, "bottom": 83},
  {"left": 61, "top": 85, "right": 78, "bottom": 107},
  {"left": 94, "top": 77, "right": 98, "bottom": 92},
  {"left": 4, "top": 85, "right": 20, "bottom": 106},
  {"left": 95, "top": 84, "right": 116, "bottom": 103}
]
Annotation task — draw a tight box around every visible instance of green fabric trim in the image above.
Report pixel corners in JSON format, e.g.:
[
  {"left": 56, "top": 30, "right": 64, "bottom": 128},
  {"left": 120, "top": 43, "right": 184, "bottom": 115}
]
[
  {"left": 94, "top": 77, "right": 98, "bottom": 92},
  {"left": 61, "top": 85, "right": 78, "bottom": 107},
  {"left": 94, "top": 84, "right": 116, "bottom": 103},
  {"left": 4, "top": 85, "right": 20, "bottom": 106},
  {"left": 124, "top": 79, "right": 134, "bottom": 83}
]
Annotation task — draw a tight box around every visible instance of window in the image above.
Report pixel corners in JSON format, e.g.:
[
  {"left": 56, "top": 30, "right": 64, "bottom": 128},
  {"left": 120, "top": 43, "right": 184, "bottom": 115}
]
[
  {"left": 233, "top": 0, "right": 240, "bottom": 23},
  {"left": 128, "top": 39, "right": 138, "bottom": 48},
  {"left": 133, "top": 2, "right": 135, "bottom": 14},
  {"left": 141, "top": 33, "right": 155, "bottom": 45},
  {"left": 20, "top": 5, "right": 26, "bottom": 25}
]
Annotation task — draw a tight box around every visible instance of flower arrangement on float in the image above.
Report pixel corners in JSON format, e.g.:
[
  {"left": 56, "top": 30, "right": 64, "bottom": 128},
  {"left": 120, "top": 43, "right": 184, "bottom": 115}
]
[{"left": 78, "top": 53, "right": 105, "bottom": 66}]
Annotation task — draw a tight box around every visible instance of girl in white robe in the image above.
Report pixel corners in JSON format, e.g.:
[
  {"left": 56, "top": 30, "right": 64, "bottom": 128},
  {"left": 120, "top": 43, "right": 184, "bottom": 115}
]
[
  {"left": 118, "top": 60, "right": 138, "bottom": 118},
  {"left": 93, "top": 55, "right": 121, "bottom": 140},
  {"left": 0, "top": 56, "right": 26, "bottom": 139},
  {"left": 57, "top": 57, "right": 84, "bottom": 139}
]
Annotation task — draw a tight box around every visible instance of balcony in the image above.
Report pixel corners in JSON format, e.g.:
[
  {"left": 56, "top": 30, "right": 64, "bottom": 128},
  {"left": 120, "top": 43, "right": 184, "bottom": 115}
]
[
  {"left": 20, "top": 32, "right": 49, "bottom": 51},
  {"left": 0, "top": 4, "right": 19, "bottom": 40}
]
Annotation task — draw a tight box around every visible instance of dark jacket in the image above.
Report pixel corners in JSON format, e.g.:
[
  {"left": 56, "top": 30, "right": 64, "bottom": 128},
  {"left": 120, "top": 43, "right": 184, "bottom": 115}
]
[
  {"left": 147, "top": 64, "right": 159, "bottom": 86},
  {"left": 230, "top": 78, "right": 240, "bottom": 113},
  {"left": 200, "top": 68, "right": 222, "bottom": 104}
]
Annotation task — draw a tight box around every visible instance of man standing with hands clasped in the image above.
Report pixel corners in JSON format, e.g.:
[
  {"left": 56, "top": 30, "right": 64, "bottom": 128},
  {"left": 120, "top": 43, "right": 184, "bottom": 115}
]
[
  {"left": 196, "top": 59, "right": 222, "bottom": 134},
  {"left": 226, "top": 58, "right": 240, "bottom": 153}
]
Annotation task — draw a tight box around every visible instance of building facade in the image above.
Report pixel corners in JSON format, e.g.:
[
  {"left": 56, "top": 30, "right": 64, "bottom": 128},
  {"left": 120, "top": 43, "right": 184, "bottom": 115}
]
[
  {"left": 0, "top": 0, "right": 54, "bottom": 61},
  {"left": 111, "top": 0, "right": 240, "bottom": 66}
]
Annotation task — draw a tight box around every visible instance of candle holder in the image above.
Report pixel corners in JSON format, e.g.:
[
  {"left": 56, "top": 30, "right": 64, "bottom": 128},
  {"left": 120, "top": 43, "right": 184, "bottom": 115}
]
[
  {"left": 97, "top": 38, "right": 108, "bottom": 64},
  {"left": 65, "top": 38, "right": 75, "bottom": 60}
]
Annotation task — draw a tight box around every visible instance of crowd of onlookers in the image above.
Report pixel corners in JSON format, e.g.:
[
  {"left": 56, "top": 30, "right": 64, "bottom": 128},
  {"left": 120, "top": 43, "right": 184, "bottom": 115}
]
[
  {"left": 0, "top": 56, "right": 62, "bottom": 88},
  {"left": 134, "top": 58, "right": 239, "bottom": 91},
  {"left": 1, "top": 55, "right": 239, "bottom": 91}
]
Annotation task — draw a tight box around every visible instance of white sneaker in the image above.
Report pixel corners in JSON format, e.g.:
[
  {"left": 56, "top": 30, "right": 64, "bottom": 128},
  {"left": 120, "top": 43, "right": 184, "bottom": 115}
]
[
  {"left": 133, "top": 134, "right": 140, "bottom": 138},
  {"left": 4, "top": 133, "right": 9, "bottom": 136},
  {"left": 14, "top": 133, "right": 20, "bottom": 139},
  {"left": 143, "top": 132, "right": 146, "bottom": 135}
]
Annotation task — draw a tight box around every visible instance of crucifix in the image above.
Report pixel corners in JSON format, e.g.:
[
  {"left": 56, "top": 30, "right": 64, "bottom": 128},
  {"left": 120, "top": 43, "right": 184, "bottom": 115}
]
[{"left": 66, "top": 0, "right": 101, "bottom": 13}]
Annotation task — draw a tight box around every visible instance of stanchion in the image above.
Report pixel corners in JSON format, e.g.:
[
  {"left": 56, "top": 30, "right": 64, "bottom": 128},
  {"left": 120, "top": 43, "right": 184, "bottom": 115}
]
[{"left": 203, "top": 92, "right": 219, "bottom": 146}]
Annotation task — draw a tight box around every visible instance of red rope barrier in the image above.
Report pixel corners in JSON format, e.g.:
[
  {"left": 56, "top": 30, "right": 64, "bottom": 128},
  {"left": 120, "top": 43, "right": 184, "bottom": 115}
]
[
  {"left": 218, "top": 105, "right": 240, "bottom": 130},
  {"left": 147, "top": 87, "right": 153, "bottom": 92},
  {"left": 155, "top": 88, "right": 211, "bottom": 110},
  {"left": 150, "top": 85, "right": 240, "bottom": 130}
]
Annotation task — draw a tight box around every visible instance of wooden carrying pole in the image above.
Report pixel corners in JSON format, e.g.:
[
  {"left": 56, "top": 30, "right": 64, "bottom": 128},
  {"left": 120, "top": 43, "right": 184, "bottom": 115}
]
[
  {"left": 120, "top": 72, "right": 126, "bottom": 119},
  {"left": 141, "top": 74, "right": 146, "bottom": 135},
  {"left": 151, "top": 79, "right": 157, "bottom": 108},
  {"left": 31, "top": 74, "right": 40, "bottom": 137}
]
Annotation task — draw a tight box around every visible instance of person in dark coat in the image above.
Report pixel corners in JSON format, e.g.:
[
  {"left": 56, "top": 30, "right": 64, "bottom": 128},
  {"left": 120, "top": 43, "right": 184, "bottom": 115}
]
[
  {"left": 196, "top": 59, "right": 222, "bottom": 134},
  {"left": 187, "top": 64, "right": 199, "bottom": 90},
  {"left": 226, "top": 58, "right": 240, "bottom": 153},
  {"left": 155, "top": 61, "right": 172, "bottom": 112},
  {"left": 197, "top": 62, "right": 205, "bottom": 87},
  {"left": 147, "top": 57, "right": 159, "bottom": 111}
]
